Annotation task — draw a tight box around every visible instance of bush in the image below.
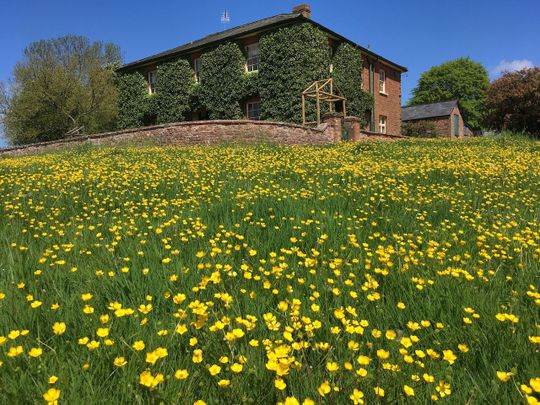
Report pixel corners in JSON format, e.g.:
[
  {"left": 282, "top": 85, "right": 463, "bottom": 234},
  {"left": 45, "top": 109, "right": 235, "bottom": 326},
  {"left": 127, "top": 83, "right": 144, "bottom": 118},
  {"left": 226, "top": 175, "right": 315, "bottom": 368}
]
[
  {"left": 402, "top": 120, "right": 439, "bottom": 137},
  {"left": 155, "top": 59, "right": 193, "bottom": 124},
  {"left": 199, "top": 42, "right": 246, "bottom": 119},
  {"left": 259, "top": 23, "right": 330, "bottom": 123},
  {"left": 332, "top": 43, "right": 373, "bottom": 123},
  {"left": 483, "top": 67, "right": 540, "bottom": 136},
  {"left": 117, "top": 72, "right": 150, "bottom": 129}
]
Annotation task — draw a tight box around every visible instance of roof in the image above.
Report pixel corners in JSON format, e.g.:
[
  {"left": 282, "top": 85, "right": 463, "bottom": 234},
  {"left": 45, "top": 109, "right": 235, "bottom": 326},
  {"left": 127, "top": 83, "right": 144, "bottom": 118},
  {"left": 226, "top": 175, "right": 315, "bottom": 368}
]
[
  {"left": 401, "top": 100, "right": 458, "bottom": 121},
  {"left": 118, "top": 12, "right": 407, "bottom": 73}
]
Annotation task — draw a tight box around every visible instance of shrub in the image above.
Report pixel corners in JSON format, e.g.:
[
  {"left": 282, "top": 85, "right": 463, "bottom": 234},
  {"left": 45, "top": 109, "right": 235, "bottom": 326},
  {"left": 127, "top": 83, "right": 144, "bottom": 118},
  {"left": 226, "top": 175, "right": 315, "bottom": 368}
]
[
  {"left": 155, "top": 59, "right": 193, "bottom": 124},
  {"left": 402, "top": 120, "right": 439, "bottom": 137},
  {"left": 332, "top": 43, "right": 373, "bottom": 123},
  {"left": 259, "top": 23, "right": 330, "bottom": 123},
  {"left": 199, "top": 42, "right": 246, "bottom": 119},
  {"left": 117, "top": 72, "right": 150, "bottom": 129}
]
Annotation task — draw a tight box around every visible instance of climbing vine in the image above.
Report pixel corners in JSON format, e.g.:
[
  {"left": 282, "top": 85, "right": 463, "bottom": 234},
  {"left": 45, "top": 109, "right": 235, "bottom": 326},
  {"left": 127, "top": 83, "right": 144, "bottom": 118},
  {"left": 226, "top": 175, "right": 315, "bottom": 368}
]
[{"left": 155, "top": 58, "right": 193, "bottom": 124}]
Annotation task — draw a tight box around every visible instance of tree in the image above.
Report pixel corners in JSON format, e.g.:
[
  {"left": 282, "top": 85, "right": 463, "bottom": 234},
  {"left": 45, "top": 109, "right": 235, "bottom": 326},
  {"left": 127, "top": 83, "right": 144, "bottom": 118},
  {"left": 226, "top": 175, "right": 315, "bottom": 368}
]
[
  {"left": 409, "top": 58, "right": 489, "bottom": 129},
  {"left": 483, "top": 67, "right": 540, "bottom": 136},
  {"left": 3, "top": 36, "right": 121, "bottom": 145}
]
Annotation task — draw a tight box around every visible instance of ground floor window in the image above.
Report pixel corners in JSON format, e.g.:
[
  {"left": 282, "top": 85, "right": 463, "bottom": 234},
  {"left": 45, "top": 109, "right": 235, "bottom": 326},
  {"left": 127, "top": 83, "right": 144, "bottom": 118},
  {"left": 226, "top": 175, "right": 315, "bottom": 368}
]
[
  {"left": 246, "top": 101, "right": 261, "bottom": 120},
  {"left": 379, "top": 115, "right": 387, "bottom": 134}
]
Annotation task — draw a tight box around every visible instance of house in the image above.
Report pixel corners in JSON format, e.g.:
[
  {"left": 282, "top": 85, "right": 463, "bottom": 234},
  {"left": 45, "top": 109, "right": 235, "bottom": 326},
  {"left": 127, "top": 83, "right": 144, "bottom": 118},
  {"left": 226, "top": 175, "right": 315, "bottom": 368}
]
[
  {"left": 401, "top": 100, "right": 472, "bottom": 138},
  {"left": 118, "top": 4, "right": 407, "bottom": 135}
]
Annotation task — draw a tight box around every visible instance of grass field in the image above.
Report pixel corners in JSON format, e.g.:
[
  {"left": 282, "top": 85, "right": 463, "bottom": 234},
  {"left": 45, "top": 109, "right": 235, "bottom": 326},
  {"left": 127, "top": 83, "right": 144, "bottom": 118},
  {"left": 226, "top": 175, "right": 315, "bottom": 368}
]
[{"left": 0, "top": 137, "right": 539, "bottom": 404}]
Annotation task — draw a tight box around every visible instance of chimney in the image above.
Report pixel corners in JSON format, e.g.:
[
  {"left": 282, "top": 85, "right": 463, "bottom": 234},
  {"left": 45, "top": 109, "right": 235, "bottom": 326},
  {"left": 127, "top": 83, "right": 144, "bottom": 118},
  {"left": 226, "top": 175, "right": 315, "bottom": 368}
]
[{"left": 293, "top": 4, "right": 311, "bottom": 19}]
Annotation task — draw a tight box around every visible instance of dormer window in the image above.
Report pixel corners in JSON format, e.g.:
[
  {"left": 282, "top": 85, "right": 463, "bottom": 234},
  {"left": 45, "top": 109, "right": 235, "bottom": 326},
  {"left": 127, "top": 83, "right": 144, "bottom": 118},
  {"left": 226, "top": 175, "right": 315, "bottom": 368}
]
[
  {"left": 148, "top": 70, "right": 157, "bottom": 94},
  {"left": 246, "top": 43, "right": 259, "bottom": 72}
]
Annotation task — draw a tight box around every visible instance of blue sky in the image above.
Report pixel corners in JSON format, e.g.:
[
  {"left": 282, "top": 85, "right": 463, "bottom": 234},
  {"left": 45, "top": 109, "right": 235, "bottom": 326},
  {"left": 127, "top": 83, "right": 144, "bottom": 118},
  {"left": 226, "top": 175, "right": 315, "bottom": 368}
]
[{"left": 1, "top": 0, "right": 539, "bottom": 147}]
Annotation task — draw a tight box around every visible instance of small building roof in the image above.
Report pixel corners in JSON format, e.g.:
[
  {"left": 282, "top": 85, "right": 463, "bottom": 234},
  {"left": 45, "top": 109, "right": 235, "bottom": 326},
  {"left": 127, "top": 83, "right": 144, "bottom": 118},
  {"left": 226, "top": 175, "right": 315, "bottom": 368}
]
[
  {"left": 402, "top": 100, "right": 458, "bottom": 121},
  {"left": 118, "top": 12, "right": 407, "bottom": 73}
]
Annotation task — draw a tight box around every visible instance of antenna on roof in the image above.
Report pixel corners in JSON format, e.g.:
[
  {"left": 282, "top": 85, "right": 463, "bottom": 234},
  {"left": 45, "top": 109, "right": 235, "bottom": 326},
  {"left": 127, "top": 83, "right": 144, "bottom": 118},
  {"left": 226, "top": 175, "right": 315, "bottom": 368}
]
[{"left": 221, "top": 10, "right": 230, "bottom": 30}]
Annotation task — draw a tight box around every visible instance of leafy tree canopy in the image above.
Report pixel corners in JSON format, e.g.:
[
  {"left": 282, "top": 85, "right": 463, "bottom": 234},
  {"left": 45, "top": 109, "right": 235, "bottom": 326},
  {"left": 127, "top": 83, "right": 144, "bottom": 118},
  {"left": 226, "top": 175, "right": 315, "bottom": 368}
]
[
  {"left": 409, "top": 57, "right": 489, "bottom": 129},
  {"left": 2, "top": 35, "right": 121, "bottom": 145},
  {"left": 483, "top": 67, "right": 540, "bottom": 136}
]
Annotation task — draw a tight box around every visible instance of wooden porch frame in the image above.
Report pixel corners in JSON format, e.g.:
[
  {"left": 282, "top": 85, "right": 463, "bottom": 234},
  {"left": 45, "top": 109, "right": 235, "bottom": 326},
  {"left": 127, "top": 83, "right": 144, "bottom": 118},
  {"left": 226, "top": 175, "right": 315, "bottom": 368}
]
[{"left": 302, "top": 78, "right": 347, "bottom": 126}]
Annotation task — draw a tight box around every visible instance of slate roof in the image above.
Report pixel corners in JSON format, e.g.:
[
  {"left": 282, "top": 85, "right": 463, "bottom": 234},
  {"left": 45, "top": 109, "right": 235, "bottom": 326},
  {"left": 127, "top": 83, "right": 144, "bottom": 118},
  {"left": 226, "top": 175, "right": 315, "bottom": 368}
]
[
  {"left": 401, "top": 100, "right": 458, "bottom": 121},
  {"left": 118, "top": 12, "right": 407, "bottom": 72}
]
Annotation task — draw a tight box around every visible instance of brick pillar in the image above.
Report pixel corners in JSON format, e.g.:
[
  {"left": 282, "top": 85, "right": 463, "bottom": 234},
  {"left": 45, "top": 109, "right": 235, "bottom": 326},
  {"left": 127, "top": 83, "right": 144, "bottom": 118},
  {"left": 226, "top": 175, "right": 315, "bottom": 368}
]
[
  {"left": 323, "top": 112, "right": 343, "bottom": 142},
  {"left": 345, "top": 116, "right": 362, "bottom": 142}
]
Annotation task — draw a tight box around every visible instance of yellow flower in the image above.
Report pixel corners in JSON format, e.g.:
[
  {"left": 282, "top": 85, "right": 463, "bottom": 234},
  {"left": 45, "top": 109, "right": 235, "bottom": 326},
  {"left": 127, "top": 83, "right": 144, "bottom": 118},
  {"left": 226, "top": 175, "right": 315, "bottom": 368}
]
[
  {"left": 31, "top": 300, "right": 42, "bottom": 308},
  {"left": 284, "top": 397, "right": 300, "bottom": 405},
  {"left": 376, "top": 349, "right": 390, "bottom": 359},
  {"left": 357, "top": 355, "right": 371, "bottom": 365},
  {"left": 48, "top": 376, "right": 58, "bottom": 384},
  {"left": 193, "top": 401, "right": 206, "bottom": 405},
  {"left": 7, "top": 346, "right": 23, "bottom": 357},
  {"left": 217, "top": 379, "right": 230, "bottom": 388},
  {"left": 275, "top": 378, "right": 287, "bottom": 390},
  {"left": 81, "top": 293, "right": 93, "bottom": 301},
  {"left": 442, "top": 349, "right": 457, "bottom": 365},
  {"left": 43, "top": 388, "right": 61, "bottom": 404},
  {"left": 326, "top": 361, "right": 339, "bottom": 372},
  {"left": 52, "top": 322, "right": 66, "bottom": 335},
  {"left": 458, "top": 344, "right": 469, "bottom": 353},
  {"left": 230, "top": 363, "right": 243, "bottom": 373},
  {"left": 132, "top": 340, "right": 145, "bottom": 351},
  {"left": 175, "top": 369, "right": 189, "bottom": 380},
  {"left": 113, "top": 357, "right": 127, "bottom": 367},
  {"left": 139, "top": 370, "right": 164, "bottom": 390},
  {"left": 28, "top": 347, "right": 43, "bottom": 358},
  {"left": 318, "top": 380, "right": 331, "bottom": 397},
  {"left": 530, "top": 378, "right": 540, "bottom": 393},
  {"left": 96, "top": 328, "right": 109, "bottom": 338},
  {"left": 192, "top": 349, "right": 203, "bottom": 363},
  {"left": 374, "top": 386, "right": 385, "bottom": 397},
  {"left": 403, "top": 385, "right": 415, "bottom": 396},
  {"left": 496, "top": 371, "right": 513, "bottom": 382},
  {"left": 349, "top": 388, "right": 364, "bottom": 404},
  {"left": 208, "top": 364, "right": 221, "bottom": 376}
]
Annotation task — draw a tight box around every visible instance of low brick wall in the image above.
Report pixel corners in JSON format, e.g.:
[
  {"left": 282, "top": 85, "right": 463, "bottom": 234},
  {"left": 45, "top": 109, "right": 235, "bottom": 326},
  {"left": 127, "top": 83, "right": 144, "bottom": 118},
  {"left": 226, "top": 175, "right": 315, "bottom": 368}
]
[{"left": 0, "top": 120, "right": 338, "bottom": 157}]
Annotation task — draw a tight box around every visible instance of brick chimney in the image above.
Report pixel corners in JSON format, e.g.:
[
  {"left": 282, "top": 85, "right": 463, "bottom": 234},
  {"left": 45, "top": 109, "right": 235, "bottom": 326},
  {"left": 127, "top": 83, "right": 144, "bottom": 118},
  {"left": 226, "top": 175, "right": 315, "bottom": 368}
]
[{"left": 293, "top": 4, "right": 312, "bottom": 19}]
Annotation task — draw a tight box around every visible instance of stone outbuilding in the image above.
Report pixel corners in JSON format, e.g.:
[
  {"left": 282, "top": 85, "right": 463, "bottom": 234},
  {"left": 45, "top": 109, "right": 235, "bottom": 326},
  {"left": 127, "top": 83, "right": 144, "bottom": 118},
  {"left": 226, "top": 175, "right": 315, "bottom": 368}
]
[{"left": 401, "top": 100, "right": 472, "bottom": 138}]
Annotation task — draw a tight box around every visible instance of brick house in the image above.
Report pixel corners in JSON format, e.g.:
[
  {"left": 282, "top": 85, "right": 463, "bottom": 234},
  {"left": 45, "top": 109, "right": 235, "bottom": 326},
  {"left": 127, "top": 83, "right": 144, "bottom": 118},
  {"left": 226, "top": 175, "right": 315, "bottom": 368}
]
[
  {"left": 401, "top": 100, "right": 473, "bottom": 138},
  {"left": 118, "top": 4, "right": 407, "bottom": 135}
]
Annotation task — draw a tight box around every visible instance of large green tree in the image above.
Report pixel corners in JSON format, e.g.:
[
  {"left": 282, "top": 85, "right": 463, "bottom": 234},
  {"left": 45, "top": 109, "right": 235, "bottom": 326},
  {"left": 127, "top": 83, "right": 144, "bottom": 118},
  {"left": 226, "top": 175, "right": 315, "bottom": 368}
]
[
  {"left": 483, "top": 67, "right": 540, "bottom": 136},
  {"left": 3, "top": 35, "right": 121, "bottom": 145},
  {"left": 409, "top": 58, "right": 489, "bottom": 129}
]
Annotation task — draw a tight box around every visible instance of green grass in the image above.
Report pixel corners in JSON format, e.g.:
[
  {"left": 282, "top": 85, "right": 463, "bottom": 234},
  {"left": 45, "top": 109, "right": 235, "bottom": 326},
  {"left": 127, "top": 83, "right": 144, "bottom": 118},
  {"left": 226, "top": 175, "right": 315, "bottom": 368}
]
[{"left": 0, "top": 137, "right": 538, "bottom": 404}]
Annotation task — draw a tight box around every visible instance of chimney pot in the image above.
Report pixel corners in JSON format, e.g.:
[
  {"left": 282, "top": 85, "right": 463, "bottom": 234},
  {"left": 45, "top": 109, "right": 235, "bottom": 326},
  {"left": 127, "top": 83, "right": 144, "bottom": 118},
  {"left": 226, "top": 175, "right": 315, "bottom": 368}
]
[{"left": 293, "top": 4, "right": 311, "bottom": 19}]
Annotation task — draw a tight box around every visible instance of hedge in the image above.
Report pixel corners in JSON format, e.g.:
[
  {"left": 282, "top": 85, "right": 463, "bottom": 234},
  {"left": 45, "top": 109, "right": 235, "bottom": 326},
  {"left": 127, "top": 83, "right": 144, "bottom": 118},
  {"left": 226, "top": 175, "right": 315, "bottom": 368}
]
[
  {"left": 155, "top": 59, "right": 193, "bottom": 124},
  {"left": 258, "top": 23, "right": 330, "bottom": 123},
  {"left": 332, "top": 43, "right": 373, "bottom": 123}
]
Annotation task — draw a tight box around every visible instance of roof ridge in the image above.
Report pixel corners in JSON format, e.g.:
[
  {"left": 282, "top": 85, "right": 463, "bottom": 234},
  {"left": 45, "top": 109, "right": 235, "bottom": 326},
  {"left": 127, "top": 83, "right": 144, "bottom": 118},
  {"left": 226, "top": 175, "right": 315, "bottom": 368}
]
[{"left": 402, "top": 99, "right": 458, "bottom": 109}]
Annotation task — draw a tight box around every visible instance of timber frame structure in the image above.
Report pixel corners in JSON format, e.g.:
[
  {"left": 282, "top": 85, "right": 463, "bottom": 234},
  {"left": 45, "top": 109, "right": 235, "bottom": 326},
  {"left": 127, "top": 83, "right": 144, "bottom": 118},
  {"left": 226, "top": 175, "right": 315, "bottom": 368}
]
[{"left": 302, "top": 78, "right": 346, "bottom": 126}]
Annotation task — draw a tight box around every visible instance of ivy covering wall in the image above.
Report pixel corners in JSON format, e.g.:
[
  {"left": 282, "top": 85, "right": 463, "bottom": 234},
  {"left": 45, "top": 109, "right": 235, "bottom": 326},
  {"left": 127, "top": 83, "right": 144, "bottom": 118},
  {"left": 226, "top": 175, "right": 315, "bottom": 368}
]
[
  {"left": 258, "top": 23, "right": 330, "bottom": 123},
  {"left": 155, "top": 59, "right": 193, "bottom": 124},
  {"left": 199, "top": 42, "right": 246, "bottom": 119},
  {"left": 332, "top": 43, "right": 374, "bottom": 123},
  {"left": 116, "top": 72, "right": 149, "bottom": 129}
]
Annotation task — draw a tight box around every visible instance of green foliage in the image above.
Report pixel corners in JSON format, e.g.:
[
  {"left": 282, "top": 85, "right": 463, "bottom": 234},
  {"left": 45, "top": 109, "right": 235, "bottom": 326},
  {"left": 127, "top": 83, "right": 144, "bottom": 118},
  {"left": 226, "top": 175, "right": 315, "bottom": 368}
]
[
  {"left": 3, "top": 35, "right": 121, "bottom": 145},
  {"left": 483, "top": 67, "right": 540, "bottom": 137},
  {"left": 402, "top": 120, "right": 439, "bottom": 137},
  {"left": 155, "top": 59, "right": 193, "bottom": 124},
  {"left": 199, "top": 42, "right": 246, "bottom": 119},
  {"left": 409, "top": 57, "right": 489, "bottom": 129},
  {"left": 259, "top": 23, "right": 330, "bottom": 123},
  {"left": 116, "top": 72, "right": 150, "bottom": 129},
  {"left": 332, "top": 43, "right": 373, "bottom": 122}
]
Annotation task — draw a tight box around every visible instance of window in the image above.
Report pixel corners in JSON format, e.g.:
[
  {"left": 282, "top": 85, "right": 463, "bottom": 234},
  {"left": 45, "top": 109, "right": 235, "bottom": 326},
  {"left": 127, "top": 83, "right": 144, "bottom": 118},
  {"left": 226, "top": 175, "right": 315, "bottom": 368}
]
[
  {"left": 246, "top": 101, "right": 261, "bottom": 120},
  {"left": 379, "top": 115, "right": 387, "bottom": 134},
  {"left": 246, "top": 43, "right": 260, "bottom": 72},
  {"left": 148, "top": 70, "right": 157, "bottom": 94},
  {"left": 193, "top": 58, "right": 202, "bottom": 83},
  {"left": 379, "top": 69, "right": 386, "bottom": 94}
]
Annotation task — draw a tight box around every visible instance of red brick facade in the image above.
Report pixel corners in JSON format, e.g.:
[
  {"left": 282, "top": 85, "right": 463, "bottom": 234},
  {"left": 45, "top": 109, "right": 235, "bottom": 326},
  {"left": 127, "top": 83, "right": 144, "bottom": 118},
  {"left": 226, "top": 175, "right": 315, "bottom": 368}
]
[{"left": 403, "top": 106, "right": 466, "bottom": 138}]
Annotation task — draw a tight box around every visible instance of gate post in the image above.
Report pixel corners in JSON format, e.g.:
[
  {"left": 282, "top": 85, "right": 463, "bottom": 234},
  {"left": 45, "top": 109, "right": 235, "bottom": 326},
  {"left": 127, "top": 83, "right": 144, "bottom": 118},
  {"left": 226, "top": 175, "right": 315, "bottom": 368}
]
[
  {"left": 345, "top": 116, "right": 362, "bottom": 142},
  {"left": 323, "top": 112, "right": 343, "bottom": 142}
]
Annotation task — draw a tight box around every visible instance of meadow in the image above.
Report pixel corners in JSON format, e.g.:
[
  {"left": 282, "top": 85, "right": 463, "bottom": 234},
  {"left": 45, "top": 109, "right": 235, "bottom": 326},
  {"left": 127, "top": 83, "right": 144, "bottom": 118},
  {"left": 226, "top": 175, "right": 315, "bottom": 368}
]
[{"left": 0, "top": 137, "right": 538, "bottom": 405}]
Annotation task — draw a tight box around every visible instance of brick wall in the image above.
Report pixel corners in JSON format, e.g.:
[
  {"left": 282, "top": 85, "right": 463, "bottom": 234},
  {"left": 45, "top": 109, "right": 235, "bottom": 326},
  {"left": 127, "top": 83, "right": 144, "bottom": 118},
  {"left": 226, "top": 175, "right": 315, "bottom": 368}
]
[
  {"left": 403, "top": 107, "right": 465, "bottom": 138},
  {"left": 362, "top": 58, "right": 402, "bottom": 135},
  {"left": 0, "top": 120, "right": 336, "bottom": 157}
]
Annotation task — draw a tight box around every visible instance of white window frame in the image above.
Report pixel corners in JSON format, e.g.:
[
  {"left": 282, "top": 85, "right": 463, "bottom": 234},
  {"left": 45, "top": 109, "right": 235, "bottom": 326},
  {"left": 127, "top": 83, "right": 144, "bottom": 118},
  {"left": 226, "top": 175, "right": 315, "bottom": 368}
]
[
  {"left": 193, "top": 58, "right": 202, "bottom": 83},
  {"left": 379, "top": 115, "right": 387, "bottom": 134},
  {"left": 379, "top": 69, "right": 386, "bottom": 94},
  {"left": 246, "top": 101, "right": 261, "bottom": 120},
  {"left": 246, "top": 43, "right": 260, "bottom": 72},
  {"left": 148, "top": 70, "right": 157, "bottom": 94}
]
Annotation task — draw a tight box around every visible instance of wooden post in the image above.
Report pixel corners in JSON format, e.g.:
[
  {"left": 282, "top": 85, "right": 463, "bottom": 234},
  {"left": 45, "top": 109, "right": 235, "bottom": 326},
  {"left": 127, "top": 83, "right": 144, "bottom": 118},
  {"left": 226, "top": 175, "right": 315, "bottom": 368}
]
[
  {"left": 343, "top": 99, "right": 347, "bottom": 120},
  {"left": 302, "top": 94, "right": 306, "bottom": 125},
  {"left": 316, "top": 82, "right": 321, "bottom": 125}
]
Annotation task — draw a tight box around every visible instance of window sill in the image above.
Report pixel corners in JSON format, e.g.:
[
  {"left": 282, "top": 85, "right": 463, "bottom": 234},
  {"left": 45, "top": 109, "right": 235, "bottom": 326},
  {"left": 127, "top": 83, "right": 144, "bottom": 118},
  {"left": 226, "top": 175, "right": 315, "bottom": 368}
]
[{"left": 379, "top": 91, "right": 389, "bottom": 96}]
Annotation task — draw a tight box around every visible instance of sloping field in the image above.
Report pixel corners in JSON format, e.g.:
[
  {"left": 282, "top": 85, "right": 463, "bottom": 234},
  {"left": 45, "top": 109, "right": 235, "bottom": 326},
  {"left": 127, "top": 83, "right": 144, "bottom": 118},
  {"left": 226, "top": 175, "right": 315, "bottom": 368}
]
[{"left": 0, "top": 138, "right": 538, "bottom": 404}]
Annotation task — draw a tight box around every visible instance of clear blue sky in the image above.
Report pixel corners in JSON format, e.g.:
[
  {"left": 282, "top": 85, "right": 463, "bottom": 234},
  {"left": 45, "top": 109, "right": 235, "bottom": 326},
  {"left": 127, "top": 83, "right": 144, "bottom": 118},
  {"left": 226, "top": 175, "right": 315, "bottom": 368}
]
[{"left": 1, "top": 0, "right": 539, "bottom": 147}]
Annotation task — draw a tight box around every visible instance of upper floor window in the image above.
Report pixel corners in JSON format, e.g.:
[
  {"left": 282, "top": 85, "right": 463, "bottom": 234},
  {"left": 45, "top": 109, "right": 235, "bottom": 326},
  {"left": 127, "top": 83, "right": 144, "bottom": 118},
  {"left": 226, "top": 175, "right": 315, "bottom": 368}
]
[
  {"left": 379, "top": 69, "right": 386, "bottom": 94},
  {"left": 379, "top": 115, "right": 387, "bottom": 134},
  {"left": 193, "top": 58, "right": 202, "bottom": 83},
  {"left": 246, "top": 43, "right": 260, "bottom": 72},
  {"left": 246, "top": 100, "right": 261, "bottom": 120},
  {"left": 148, "top": 70, "right": 157, "bottom": 94}
]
